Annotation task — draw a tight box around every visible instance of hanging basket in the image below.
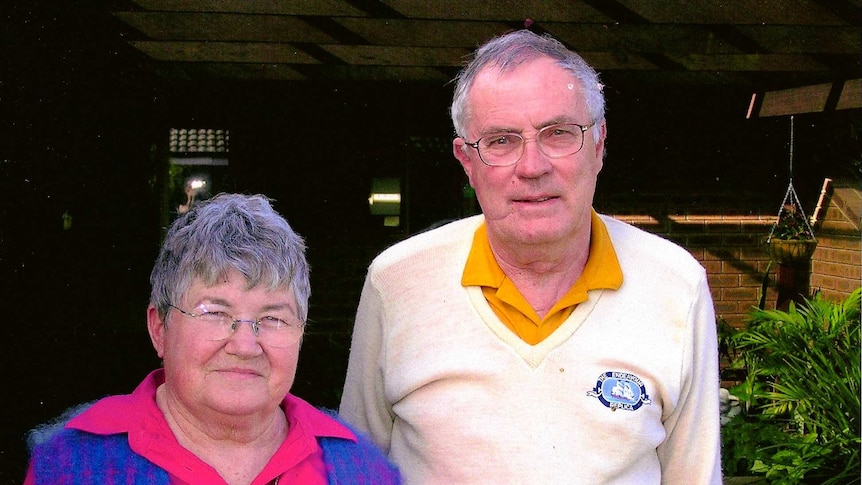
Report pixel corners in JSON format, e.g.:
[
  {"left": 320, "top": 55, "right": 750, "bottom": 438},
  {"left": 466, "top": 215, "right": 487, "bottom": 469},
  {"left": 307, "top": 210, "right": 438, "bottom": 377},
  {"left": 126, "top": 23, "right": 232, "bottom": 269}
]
[
  {"left": 765, "top": 116, "right": 817, "bottom": 266},
  {"left": 767, "top": 238, "right": 817, "bottom": 265}
]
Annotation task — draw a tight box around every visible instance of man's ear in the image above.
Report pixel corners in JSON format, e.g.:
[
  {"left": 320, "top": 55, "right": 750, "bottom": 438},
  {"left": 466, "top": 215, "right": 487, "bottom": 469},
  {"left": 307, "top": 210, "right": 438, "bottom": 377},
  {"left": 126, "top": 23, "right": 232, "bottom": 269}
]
[
  {"left": 594, "top": 120, "right": 607, "bottom": 165},
  {"left": 453, "top": 138, "right": 476, "bottom": 186},
  {"left": 147, "top": 305, "right": 167, "bottom": 358}
]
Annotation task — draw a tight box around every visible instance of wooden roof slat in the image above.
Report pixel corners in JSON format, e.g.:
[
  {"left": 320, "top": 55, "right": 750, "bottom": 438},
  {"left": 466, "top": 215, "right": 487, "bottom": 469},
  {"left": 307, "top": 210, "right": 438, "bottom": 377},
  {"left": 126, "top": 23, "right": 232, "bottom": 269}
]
[
  {"left": 739, "top": 25, "right": 862, "bottom": 54},
  {"left": 293, "top": 64, "right": 453, "bottom": 82},
  {"left": 130, "top": 41, "right": 322, "bottom": 64},
  {"left": 131, "top": 0, "right": 367, "bottom": 16},
  {"left": 755, "top": 80, "right": 862, "bottom": 117},
  {"left": 547, "top": 24, "right": 745, "bottom": 55},
  {"left": 837, "top": 79, "right": 862, "bottom": 111},
  {"left": 671, "top": 53, "right": 829, "bottom": 72},
  {"left": 383, "top": 0, "right": 611, "bottom": 22},
  {"left": 320, "top": 45, "right": 470, "bottom": 67},
  {"left": 335, "top": 18, "right": 512, "bottom": 48},
  {"left": 115, "top": 12, "right": 337, "bottom": 43},
  {"left": 109, "top": 0, "right": 861, "bottom": 85},
  {"left": 155, "top": 62, "right": 308, "bottom": 81},
  {"left": 621, "top": 0, "right": 847, "bottom": 25}
]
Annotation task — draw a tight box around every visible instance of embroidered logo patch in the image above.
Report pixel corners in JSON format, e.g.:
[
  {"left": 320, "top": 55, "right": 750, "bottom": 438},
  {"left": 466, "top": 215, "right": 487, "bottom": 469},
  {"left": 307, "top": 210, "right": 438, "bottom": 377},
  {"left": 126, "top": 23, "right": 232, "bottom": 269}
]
[{"left": 586, "top": 371, "right": 652, "bottom": 411}]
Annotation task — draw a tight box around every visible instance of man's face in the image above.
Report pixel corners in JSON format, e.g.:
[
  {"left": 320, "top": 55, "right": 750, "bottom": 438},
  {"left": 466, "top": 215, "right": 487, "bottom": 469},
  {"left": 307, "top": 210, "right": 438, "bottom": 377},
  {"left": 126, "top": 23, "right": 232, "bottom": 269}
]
[
  {"left": 147, "top": 270, "right": 301, "bottom": 419},
  {"left": 453, "top": 57, "right": 606, "bottom": 252}
]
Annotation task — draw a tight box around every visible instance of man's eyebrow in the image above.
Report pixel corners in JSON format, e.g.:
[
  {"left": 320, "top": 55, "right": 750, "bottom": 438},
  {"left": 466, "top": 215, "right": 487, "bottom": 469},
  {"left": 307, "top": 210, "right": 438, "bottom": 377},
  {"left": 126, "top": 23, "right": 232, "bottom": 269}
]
[
  {"left": 477, "top": 125, "right": 520, "bottom": 136},
  {"left": 540, "top": 116, "right": 579, "bottom": 127},
  {"left": 478, "top": 117, "right": 580, "bottom": 136}
]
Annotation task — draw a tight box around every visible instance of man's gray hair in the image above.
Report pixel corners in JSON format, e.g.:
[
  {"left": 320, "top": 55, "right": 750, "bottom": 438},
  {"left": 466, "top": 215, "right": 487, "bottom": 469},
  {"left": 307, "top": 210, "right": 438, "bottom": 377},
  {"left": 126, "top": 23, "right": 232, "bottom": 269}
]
[
  {"left": 149, "top": 193, "right": 310, "bottom": 321},
  {"left": 451, "top": 29, "right": 605, "bottom": 142}
]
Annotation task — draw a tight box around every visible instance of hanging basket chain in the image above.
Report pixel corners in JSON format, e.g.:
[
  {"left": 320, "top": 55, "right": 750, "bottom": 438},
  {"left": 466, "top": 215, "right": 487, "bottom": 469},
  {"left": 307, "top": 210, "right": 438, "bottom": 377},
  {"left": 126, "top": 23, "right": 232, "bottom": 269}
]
[
  {"left": 767, "top": 115, "right": 817, "bottom": 243},
  {"left": 789, "top": 114, "right": 794, "bottom": 180}
]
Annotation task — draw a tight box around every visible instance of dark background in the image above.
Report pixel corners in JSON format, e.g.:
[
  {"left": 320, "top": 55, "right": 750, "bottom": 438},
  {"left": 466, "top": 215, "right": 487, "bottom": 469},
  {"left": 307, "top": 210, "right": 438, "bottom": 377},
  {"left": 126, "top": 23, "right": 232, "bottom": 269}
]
[{"left": 2, "top": 3, "right": 859, "bottom": 482}]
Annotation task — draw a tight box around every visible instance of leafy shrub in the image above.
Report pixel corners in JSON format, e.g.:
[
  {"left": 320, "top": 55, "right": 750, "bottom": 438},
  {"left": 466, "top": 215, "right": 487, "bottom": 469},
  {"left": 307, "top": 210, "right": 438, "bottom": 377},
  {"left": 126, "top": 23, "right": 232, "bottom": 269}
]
[{"left": 723, "top": 288, "right": 861, "bottom": 484}]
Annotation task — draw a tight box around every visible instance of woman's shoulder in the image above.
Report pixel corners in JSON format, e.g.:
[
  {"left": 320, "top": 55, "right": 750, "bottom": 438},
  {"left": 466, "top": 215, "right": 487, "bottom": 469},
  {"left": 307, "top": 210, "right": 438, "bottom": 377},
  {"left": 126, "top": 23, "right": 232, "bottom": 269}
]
[
  {"left": 27, "top": 407, "right": 170, "bottom": 485},
  {"left": 319, "top": 423, "right": 402, "bottom": 485},
  {"left": 27, "top": 400, "right": 97, "bottom": 450}
]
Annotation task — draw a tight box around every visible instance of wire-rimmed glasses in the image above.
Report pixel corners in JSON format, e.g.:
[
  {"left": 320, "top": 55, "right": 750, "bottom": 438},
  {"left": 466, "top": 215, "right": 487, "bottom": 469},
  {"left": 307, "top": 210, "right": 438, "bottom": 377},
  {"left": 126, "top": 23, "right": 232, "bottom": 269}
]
[
  {"left": 168, "top": 304, "right": 305, "bottom": 348},
  {"left": 464, "top": 122, "right": 594, "bottom": 167}
]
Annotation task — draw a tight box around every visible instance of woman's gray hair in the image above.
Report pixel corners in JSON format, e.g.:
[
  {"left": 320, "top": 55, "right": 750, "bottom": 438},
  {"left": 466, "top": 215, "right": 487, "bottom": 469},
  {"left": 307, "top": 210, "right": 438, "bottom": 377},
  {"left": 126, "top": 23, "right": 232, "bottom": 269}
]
[
  {"left": 149, "top": 193, "right": 310, "bottom": 322},
  {"left": 451, "top": 29, "right": 606, "bottom": 143}
]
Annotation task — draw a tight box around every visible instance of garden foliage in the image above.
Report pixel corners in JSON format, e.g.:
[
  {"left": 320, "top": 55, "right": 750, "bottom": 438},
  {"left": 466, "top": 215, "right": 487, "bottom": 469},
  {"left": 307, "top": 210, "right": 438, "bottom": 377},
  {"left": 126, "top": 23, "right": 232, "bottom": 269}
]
[{"left": 723, "top": 288, "right": 861, "bottom": 484}]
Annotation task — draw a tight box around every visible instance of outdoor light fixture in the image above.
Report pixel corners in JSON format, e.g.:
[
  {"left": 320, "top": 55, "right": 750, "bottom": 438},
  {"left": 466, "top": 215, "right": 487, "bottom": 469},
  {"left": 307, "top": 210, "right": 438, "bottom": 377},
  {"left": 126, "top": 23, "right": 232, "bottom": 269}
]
[
  {"left": 369, "top": 177, "right": 401, "bottom": 222},
  {"left": 369, "top": 193, "right": 402, "bottom": 204}
]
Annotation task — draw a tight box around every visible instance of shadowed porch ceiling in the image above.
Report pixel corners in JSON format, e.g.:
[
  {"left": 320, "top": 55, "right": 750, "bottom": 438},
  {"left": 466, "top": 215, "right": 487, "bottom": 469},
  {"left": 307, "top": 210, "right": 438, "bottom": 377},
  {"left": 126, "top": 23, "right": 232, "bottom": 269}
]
[{"left": 112, "top": 0, "right": 861, "bottom": 90}]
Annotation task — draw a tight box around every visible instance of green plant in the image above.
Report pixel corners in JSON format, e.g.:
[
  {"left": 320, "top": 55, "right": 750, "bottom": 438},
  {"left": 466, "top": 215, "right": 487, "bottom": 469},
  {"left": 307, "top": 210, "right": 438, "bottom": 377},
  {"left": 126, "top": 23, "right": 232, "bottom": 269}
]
[
  {"left": 723, "top": 288, "right": 861, "bottom": 484},
  {"left": 770, "top": 203, "right": 814, "bottom": 240}
]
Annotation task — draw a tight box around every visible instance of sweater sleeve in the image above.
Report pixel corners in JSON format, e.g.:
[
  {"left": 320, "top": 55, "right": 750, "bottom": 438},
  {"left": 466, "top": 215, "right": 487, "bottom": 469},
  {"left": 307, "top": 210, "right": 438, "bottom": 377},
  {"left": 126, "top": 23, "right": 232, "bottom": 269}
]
[
  {"left": 339, "top": 269, "right": 395, "bottom": 454},
  {"left": 656, "top": 273, "right": 723, "bottom": 484}
]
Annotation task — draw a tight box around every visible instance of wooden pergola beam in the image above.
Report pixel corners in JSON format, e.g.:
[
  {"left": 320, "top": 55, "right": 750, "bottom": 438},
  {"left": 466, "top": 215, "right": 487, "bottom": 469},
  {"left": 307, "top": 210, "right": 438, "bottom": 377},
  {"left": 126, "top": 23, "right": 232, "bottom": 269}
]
[{"left": 747, "top": 79, "right": 861, "bottom": 118}]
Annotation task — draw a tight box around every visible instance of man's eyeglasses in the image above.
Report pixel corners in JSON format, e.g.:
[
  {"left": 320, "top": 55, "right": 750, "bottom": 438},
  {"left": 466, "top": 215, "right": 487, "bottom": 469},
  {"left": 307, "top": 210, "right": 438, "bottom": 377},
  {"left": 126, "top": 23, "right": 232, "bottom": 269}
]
[
  {"left": 168, "top": 304, "right": 305, "bottom": 348},
  {"left": 464, "top": 122, "right": 594, "bottom": 167}
]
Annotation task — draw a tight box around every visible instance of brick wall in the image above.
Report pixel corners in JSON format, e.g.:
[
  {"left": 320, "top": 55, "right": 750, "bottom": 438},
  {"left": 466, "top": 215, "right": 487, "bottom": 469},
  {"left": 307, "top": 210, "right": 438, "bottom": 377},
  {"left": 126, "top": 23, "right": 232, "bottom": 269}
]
[
  {"left": 810, "top": 184, "right": 862, "bottom": 301},
  {"left": 612, "top": 213, "right": 777, "bottom": 330},
  {"left": 611, "top": 184, "right": 860, "bottom": 388},
  {"left": 612, "top": 183, "right": 861, "bottom": 330}
]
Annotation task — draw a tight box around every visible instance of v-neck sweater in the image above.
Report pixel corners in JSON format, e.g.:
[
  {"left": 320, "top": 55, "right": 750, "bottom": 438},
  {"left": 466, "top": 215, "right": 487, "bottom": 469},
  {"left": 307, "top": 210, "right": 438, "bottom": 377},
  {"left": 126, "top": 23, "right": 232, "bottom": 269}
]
[{"left": 339, "top": 214, "right": 721, "bottom": 484}]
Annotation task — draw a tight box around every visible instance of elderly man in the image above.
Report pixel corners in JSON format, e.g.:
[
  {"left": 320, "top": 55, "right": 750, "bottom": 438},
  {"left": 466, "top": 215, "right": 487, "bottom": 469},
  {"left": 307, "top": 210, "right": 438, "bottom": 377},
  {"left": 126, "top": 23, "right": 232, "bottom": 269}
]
[{"left": 339, "top": 30, "right": 721, "bottom": 484}]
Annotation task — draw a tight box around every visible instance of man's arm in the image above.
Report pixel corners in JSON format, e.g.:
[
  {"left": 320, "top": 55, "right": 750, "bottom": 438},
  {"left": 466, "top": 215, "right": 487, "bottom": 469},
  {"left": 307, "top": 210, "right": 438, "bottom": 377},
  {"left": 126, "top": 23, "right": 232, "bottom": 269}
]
[
  {"left": 338, "top": 273, "right": 395, "bottom": 453},
  {"left": 657, "top": 274, "right": 723, "bottom": 484}
]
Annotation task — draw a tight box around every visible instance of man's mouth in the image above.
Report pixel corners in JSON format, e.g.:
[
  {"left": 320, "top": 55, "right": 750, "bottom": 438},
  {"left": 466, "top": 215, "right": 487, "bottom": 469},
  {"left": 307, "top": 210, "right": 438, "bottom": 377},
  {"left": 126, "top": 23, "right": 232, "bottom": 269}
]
[{"left": 515, "top": 196, "right": 555, "bottom": 203}]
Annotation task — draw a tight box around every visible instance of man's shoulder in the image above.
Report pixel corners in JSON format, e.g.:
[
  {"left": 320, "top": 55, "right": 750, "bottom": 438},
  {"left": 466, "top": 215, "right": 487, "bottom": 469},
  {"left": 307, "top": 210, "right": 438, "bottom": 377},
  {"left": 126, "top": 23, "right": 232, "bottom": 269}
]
[
  {"left": 599, "top": 214, "right": 706, "bottom": 277},
  {"left": 371, "top": 215, "right": 483, "bottom": 270}
]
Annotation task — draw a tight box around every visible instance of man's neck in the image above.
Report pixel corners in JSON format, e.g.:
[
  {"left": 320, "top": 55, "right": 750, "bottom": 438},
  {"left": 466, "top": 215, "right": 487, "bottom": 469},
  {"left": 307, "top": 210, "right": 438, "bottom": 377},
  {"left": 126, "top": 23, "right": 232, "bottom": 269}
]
[{"left": 489, "top": 231, "right": 591, "bottom": 318}]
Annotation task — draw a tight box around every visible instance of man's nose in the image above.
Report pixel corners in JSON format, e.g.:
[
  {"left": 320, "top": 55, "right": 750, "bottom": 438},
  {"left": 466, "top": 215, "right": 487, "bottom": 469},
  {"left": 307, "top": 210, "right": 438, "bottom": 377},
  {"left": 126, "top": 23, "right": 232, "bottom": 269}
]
[{"left": 515, "top": 138, "right": 552, "bottom": 176}]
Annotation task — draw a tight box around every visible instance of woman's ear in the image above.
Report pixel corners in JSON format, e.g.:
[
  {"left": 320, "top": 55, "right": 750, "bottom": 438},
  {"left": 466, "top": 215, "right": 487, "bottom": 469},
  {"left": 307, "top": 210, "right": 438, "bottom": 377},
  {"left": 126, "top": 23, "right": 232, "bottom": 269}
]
[{"left": 147, "top": 305, "right": 167, "bottom": 358}]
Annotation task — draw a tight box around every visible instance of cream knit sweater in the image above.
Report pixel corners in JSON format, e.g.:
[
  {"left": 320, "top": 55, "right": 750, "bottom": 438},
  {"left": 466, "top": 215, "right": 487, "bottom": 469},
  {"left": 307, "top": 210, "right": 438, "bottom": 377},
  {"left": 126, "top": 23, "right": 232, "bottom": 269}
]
[{"left": 340, "top": 214, "right": 721, "bottom": 484}]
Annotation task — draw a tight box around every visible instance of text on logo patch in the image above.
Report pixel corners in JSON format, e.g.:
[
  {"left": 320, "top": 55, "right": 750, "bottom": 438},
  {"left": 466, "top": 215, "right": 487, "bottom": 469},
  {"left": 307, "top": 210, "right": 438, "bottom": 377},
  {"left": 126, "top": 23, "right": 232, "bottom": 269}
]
[{"left": 586, "top": 371, "right": 652, "bottom": 411}]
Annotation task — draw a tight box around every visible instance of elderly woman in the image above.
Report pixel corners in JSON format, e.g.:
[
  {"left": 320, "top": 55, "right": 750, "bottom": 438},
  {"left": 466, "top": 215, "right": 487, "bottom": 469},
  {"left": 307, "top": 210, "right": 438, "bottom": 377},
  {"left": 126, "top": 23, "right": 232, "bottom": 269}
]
[{"left": 25, "top": 194, "right": 400, "bottom": 485}]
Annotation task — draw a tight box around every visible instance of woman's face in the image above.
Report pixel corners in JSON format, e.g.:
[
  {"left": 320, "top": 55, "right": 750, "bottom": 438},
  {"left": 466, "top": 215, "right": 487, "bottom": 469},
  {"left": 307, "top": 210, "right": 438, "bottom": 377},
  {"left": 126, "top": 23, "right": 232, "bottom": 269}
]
[{"left": 147, "top": 270, "right": 301, "bottom": 421}]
